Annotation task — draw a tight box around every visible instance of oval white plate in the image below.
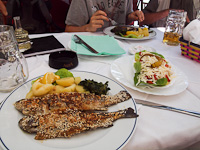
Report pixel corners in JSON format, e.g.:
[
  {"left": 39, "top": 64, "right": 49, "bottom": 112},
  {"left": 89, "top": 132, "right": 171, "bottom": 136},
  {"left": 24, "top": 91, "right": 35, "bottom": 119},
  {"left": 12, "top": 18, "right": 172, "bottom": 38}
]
[
  {"left": 0, "top": 71, "right": 137, "bottom": 150},
  {"left": 111, "top": 56, "right": 188, "bottom": 96},
  {"left": 103, "top": 26, "right": 156, "bottom": 41}
]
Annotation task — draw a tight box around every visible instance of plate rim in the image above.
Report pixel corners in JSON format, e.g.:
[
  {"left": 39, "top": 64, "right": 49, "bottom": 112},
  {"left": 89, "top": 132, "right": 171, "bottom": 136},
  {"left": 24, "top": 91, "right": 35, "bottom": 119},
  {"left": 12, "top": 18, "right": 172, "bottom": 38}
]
[
  {"left": 110, "top": 55, "right": 189, "bottom": 96},
  {"left": 0, "top": 70, "right": 138, "bottom": 150},
  {"left": 103, "top": 26, "right": 157, "bottom": 41}
]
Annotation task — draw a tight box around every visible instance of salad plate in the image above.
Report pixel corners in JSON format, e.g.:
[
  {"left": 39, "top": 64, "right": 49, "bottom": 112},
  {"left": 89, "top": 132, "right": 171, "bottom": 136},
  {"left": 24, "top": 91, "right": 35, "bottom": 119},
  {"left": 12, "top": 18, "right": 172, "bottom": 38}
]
[
  {"left": 111, "top": 56, "right": 188, "bottom": 96},
  {"left": 0, "top": 71, "right": 137, "bottom": 150},
  {"left": 103, "top": 26, "right": 156, "bottom": 41}
]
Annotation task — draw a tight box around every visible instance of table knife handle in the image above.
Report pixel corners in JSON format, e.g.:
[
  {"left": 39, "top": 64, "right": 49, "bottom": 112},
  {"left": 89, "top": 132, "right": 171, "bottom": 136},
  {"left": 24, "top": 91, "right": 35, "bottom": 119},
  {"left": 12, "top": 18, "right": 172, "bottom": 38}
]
[
  {"left": 74, "top": 35, "right": 99, "bottom": 54},
  {"left": 158, "top": 106, "right": 200, "bottom": 118}
]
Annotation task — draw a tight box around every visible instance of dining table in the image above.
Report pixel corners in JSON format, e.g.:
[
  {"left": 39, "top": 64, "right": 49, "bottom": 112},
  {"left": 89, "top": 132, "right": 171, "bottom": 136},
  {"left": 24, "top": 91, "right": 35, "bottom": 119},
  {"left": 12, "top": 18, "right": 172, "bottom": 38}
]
[{"left": 0, "top": 27, "right": 200, "bottom": 150}]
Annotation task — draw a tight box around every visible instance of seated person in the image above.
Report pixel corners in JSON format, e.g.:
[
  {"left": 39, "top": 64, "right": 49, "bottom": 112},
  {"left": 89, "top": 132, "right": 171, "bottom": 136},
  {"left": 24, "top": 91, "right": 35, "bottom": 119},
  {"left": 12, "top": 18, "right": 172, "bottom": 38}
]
[
  {"left": 141, "top": 0, "right": 199, "bottom": 27},
  {"left": 0, "top": 0, "right": 7, "bottom": 16},
  {"left": 65, "top": 0, "right": 144, "bottom": 32}
]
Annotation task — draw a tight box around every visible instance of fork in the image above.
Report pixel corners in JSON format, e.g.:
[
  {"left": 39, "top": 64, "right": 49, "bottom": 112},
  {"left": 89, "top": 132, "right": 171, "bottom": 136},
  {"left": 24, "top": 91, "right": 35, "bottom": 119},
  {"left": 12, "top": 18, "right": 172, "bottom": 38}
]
[{"left": 108, "top": 17, "right": 118, "bottom": 26}]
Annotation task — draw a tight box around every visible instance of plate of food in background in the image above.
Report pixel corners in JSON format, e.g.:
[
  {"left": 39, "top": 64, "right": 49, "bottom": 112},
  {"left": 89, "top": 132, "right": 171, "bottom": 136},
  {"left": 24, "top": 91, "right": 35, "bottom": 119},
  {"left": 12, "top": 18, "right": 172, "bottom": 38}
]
[
  {"left": 111, "top": 51, "right": 188, "bottom": 96},
  {"left": 103, "top": 25, "right": 156, "bottom": 40}
]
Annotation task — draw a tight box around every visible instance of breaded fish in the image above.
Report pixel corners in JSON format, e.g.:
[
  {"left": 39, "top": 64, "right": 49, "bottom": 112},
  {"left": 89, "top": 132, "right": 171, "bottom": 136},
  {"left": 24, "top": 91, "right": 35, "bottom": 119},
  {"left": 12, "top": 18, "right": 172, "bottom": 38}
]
[
  {"left": 14, "top": 91, "right": 131, "bottom": 115},
  {"left": 19, "top": 108, "right": 138, "bottom": 140}
]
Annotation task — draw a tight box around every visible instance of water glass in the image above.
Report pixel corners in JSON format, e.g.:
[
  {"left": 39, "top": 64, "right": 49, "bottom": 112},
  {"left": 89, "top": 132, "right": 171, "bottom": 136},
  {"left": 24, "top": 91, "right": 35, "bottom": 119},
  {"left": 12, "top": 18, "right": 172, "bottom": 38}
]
[
  {"left": 0, "top": 25, "right": 29, "bottom": 92},
  {"left": 163, "top": 10, "right": 187, "bottom": 46}
]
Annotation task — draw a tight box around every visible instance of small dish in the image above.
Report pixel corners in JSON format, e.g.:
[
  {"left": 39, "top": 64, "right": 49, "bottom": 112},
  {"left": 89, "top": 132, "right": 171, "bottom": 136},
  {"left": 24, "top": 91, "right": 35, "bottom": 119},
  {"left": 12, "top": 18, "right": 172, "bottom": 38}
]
[{"left": 49, "top": 50, "right": 78, "bottom": 69}]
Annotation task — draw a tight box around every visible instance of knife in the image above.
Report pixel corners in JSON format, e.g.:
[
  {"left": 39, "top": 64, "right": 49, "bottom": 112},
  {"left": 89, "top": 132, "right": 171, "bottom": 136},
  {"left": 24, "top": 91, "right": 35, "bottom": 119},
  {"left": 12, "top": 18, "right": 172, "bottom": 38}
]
[
  {"left": 73, "top": 35, "right": 99, "bottom": 54},
  {"left": 134, "top": 98, "right": 200, "bottom": 118}
]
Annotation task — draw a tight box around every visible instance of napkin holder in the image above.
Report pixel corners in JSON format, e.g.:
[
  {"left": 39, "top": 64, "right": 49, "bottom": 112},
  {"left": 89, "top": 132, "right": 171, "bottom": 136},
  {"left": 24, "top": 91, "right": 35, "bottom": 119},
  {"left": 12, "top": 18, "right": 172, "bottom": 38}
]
[{"left": 179, "top": 36, "right": 200, "bottom": 63}]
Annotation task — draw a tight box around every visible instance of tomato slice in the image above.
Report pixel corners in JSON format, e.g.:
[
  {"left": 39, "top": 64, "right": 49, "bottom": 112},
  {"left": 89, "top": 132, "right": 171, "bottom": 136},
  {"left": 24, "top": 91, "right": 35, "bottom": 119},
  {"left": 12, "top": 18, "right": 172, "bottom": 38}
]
[
  {"left": 147, "top": 81, "right": 153, "bottom": 84},
  {"left": 165, "top": 75, "right": 170, "bottom": 82}
]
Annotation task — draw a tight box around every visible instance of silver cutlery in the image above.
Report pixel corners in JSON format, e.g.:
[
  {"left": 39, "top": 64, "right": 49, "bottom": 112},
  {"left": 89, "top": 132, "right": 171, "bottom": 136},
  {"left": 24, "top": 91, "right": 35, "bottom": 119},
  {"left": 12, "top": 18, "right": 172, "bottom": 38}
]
[
  {"left": 108, "top": 17, "right": 117, "bottom": 26},
  {"left": 135, "top": 98, "right": 200, "bottom": 118},
  {"left": 73, "top": 35, "right": 99, "bottom": 54}
]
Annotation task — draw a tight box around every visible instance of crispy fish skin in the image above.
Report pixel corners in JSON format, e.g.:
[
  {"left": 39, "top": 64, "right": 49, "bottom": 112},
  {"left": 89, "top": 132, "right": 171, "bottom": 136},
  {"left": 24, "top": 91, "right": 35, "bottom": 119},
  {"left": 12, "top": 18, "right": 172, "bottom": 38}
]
[
  {"left": 14, "top": 91, "right": 131, "bottom": 115},
  {"left": 18, "top": 108, "right": 138, "bottom": 140}
]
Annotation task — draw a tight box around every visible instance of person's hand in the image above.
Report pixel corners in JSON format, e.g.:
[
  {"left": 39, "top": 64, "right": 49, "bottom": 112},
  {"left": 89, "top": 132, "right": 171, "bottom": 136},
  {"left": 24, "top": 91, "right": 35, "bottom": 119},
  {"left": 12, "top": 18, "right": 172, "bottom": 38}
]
[
  {"left": 86, "top": 10, "right": 109, "bottom": 32},
  {"left": 129, "top": 10, "right": 144, "bottom": 22},
  {"left": 0, "top": 0, "right": 8, "bottom": 16}
]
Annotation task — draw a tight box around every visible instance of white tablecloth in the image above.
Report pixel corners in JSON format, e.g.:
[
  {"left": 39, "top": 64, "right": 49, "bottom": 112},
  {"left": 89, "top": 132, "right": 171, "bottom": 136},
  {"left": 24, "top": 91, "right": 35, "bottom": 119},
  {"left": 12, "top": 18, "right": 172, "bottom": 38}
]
[{"left": 0, "top": 28, "right": 200, "bottom": 150}]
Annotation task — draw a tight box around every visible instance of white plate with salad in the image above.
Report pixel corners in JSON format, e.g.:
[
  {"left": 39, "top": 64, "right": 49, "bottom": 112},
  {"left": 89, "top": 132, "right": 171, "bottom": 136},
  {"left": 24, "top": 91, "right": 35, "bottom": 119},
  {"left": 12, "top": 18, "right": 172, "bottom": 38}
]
[
  {"left": 110, "top": 51, "right": 188, "bottom": 96},
  {"left": 103, "top": 26, "right": 156, "bottom": 41}
]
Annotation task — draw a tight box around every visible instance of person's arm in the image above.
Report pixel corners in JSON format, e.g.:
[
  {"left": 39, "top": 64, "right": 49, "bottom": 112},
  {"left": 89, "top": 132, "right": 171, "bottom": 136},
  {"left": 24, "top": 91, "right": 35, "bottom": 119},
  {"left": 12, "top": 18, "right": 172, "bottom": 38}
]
[
  {"left": 0, "top": 0, "right": 8, "bottom": 16},
  {"left": 140, "top": 9, "right": 169, "bottom": 25},
  {"left": 127, "top": 10, "right": 145, "bottom": 24},
  {"left": 65, "top": 10, "right": 109, "bottom": 32}
]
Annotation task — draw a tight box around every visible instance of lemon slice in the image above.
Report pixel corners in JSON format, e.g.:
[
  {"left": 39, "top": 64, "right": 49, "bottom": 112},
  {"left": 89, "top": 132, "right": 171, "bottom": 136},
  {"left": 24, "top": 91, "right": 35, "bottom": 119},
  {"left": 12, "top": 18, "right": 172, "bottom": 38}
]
[{"left": 41, "top": 72, "right": 59, "bottom": 84}]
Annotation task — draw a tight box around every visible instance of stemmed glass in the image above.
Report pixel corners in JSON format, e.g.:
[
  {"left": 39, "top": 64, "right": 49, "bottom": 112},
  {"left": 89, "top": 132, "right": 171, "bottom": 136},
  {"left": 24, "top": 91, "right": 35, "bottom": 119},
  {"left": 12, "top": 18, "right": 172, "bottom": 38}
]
[{"left": 0, "top": 25, "right": 29, "bottom": 92}]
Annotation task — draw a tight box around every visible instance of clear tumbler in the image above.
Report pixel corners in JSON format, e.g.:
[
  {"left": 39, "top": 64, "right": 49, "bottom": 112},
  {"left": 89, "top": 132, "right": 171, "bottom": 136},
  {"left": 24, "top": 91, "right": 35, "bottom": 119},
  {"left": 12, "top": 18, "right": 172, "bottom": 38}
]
[{"left": 0, "top": 25, "right": 29, "bottom": 92}]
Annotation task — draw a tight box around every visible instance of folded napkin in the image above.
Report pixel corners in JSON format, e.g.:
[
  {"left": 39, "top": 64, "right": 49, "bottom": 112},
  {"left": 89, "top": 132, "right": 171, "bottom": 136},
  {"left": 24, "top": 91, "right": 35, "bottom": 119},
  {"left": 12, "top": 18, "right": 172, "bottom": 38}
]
[
  {"left": 23, "top": 35, "right": 65, "bottom": 57},
  {"left": 183, "top": 19, "right": 200, "bottom": 45},
  {"left": 70, "top": 35, "right": 125, "bottom": 56}
]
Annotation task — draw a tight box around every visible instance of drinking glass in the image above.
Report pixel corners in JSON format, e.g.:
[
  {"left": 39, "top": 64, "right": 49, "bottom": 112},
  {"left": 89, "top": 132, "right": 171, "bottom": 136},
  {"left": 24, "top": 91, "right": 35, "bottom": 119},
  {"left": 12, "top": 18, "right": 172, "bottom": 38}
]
[
  {"left": 0, "top": 25, "right": 29, "bottom": 92},
  {"left": 163, "top": 10, "right": 187, "bottom": 46}
]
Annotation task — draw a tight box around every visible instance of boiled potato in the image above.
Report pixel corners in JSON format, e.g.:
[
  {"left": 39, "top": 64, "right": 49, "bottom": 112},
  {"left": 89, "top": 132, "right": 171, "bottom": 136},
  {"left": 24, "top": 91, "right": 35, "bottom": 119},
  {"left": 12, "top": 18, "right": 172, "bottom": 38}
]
[
  {"left": 26, "top": 90, "right": 35, "bottom": 99},
  {"left": 49, "top": 85, "right": 65, "bottom": 94},
  {"left": 74, "top": 77, "right": 81, "bottom": 85},
  {"left": 75, "top": 85, "right": 86, "bottom": 93},
  {"left": 62, "top": 84, "right": 76, "bottom": 92},
  {"left": 56, "top": 77, "right": 75, "bottom": 87},
  {"left": 32, "top": 82, "right": 54, "bottom": 96}
]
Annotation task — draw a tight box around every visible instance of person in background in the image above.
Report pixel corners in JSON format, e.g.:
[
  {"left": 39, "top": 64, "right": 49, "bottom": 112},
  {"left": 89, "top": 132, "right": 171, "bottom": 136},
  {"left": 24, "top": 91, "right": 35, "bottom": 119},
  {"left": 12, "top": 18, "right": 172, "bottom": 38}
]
[
  {"left": 0, "top": 0, "right": 7, "bottom": 16},
  {"left": 141, "top": 0, "right": 200, "bottom": 27},
  {"left": 65, "top": 0, "right": 144, "bottom": 32}
]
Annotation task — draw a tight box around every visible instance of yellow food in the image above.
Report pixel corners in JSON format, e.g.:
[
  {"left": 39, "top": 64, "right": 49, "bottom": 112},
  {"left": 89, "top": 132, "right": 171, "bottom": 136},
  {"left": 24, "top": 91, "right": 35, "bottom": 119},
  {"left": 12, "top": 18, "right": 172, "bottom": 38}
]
[
  {"left": 32, "top": 82, "right": 54, "bottom": 96},
  {"left": 41, "top": 72, "right": 60, "bottom": 84},
  {"left": 74, "top": 77, "right": 81, "bottom": 85},
  {"left": 62, "top": 84, "right": 76, "bottom": 92},
  {"left": 26, "top": 90, "right": 34, "bottom": 99},
  {"left": 75, "top": 85, "right": 86, "bottom": 93},
  {"left": 56, "top": 77, "right": 75, "bottom": 87},
  {"left": 49, "top": 85, "right": 65, "bottom": 94},
  {"left": 126, "top": 27, "right": 149, "bottom": 37}
]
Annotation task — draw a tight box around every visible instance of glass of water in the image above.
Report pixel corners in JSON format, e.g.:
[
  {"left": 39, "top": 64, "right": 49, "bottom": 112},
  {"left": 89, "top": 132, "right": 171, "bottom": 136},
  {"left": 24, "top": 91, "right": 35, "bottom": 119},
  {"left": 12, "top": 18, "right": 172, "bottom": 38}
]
[
  {"left": 163, "top": 10, "right": 187, "bottom": 46},
  {"left": 0, "top": 25, "right": 29, "bottom": 92}
]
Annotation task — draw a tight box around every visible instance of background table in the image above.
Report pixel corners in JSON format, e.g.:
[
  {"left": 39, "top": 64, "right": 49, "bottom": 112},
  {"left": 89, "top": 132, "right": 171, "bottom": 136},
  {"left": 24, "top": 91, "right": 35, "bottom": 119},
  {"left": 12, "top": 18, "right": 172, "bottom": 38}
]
[{"left": 0, "top": 28, "right": 200, "bottom": 150}]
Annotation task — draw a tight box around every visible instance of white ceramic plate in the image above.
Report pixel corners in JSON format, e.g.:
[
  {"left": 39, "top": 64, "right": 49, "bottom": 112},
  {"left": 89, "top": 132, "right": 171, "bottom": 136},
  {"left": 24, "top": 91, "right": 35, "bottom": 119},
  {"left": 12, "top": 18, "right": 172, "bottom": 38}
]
[
  {"left": 103, "top": 26, "right": 156, "bottom": 40},
  {"left": 111, "top": 56, "right": 188, "bottom": 96},
  {"left": 0, "top": 71, "right": 137, "bottom": 150}
]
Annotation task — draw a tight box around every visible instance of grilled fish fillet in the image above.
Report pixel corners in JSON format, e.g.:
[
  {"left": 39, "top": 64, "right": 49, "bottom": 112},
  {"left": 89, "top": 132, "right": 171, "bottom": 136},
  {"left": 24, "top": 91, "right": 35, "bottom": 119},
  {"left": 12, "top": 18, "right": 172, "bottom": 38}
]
[
  {"left": 19, "top": 108, "right": 138, "bottom": 140},
  {"left": 14, "top": 91, "right": 131, "bottom": 115}
]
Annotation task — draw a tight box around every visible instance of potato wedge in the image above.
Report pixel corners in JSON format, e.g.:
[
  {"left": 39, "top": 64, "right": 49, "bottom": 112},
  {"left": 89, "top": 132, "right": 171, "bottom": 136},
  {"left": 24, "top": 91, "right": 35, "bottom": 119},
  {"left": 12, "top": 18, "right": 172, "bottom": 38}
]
[
  {"left": 49, "top": 85, "right": 65, "bottom": 94},
  {"left": 62, "top": 84, "right": 76, "bottom": 92},
  {"left": 56, "top": 77, "right": 75, "bottom": 87},
  {"left": 74, "top": 77, "right": 81, "bottom": 85},
  {"left": 75, "top": 85, "right": 86, "bottom": 93},
  {"left": 26, "top": 90, "right": 35, "bottom": 99}
]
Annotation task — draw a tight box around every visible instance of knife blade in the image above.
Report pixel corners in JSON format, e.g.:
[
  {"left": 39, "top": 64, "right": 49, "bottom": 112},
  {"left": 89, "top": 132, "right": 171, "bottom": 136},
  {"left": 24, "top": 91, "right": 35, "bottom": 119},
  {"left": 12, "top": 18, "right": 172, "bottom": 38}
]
[{"left": 134, "top": 98, "right": 200, "bottom": 118}]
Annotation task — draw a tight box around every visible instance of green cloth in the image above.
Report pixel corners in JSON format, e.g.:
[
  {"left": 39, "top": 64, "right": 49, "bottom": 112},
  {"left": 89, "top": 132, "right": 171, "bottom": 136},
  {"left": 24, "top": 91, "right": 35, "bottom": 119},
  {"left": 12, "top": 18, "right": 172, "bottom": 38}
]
[{"left": 70, "top": 35, "right": 125, "bottom": 56}]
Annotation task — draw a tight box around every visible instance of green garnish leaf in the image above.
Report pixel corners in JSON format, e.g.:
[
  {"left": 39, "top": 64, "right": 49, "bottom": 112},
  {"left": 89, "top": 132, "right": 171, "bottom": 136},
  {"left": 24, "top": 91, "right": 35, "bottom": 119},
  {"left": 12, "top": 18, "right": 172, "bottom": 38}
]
[
  {"left": 155, "top": 78, "right": 168, "bottom": 86},
  {"left": 134, "top": 62, "right": 141, "bottom": 73},
  {"left": 134, "top": 73, "right": 140, "bottom": 86},
  {"left": 55, "top": 68, "right": 73, "bottom": 78},
  {"left": 150, "top": 52, "right": 165, "bottom": 58}
]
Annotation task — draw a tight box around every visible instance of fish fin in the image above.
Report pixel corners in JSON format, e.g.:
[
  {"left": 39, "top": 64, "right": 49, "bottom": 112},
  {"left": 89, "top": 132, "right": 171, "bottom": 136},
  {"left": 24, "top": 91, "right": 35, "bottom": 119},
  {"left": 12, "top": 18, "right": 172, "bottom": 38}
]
[{"left": 124, "top": 107, "right": 139, "bottom": 118}]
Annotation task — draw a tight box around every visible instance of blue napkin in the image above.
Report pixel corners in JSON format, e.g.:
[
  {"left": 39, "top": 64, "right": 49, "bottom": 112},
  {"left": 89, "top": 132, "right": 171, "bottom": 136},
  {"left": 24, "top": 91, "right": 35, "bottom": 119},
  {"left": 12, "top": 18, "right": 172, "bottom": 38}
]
[{"left": 70, "top": 35, "right": 125, "bottom": 56}]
